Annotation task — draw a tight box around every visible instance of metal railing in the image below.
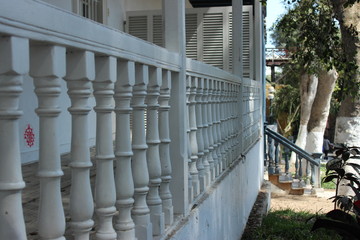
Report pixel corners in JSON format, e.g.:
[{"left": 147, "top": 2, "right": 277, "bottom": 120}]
[{"left": 265, "top": 126, "right": 321, "bottom": 189}]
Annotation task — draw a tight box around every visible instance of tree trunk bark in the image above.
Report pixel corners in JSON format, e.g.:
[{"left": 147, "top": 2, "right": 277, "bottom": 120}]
[
  {"left": 332, "top": 0, "right": 360, "bottom": 146},
  {"left": 290, "top": 73, "right": 318, "bottom": 164},
  {"left": 305, "top": 69, "right": 338, "bottom": 153}
]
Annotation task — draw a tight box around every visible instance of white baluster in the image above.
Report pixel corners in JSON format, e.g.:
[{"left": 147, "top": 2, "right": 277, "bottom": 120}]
[
  {"left": 211, "top": 80, "right": 220, "bottom": 177},
  {"left": 0, "top": 36, "right": 28, "bottom": 240},
  {"left": 189, "top": 76, "right": 200, "bottom": 197},
  {"left": 30, "top": 45, "right": 66, "bottom": 240},
  {"left": 236, "top": 84, "right": 242, "bottom": 157},
  {"left": 224, "top": 83, "right": 231, "bottom": 165},
  {"left": 195, "top": 77, "right": 205, "bottom": 192},
  {"left": 231, "top": 84, "right": 238, "bottom": 161},
  {"left": 224, "top": 83, "right": 231, "bottom": 167},
  {"left": 219, "top": 82, "right": 227, "bottom": 170},
  {"left": 131, "top": 64, "right": 152, "bottom": 240},
  {"left": 114, "top": 60, "right": 136, "bottom": 240},
  {"left": 185, "top": 75, "right": 193, "bottom": 202},
  {"left": 201, "top": 78, "right": 211, "bottom": 187},
  {"left": 65, "top": 50, "right": 95, "bottom": 240},
  {"left": 146, "top": 67, "right": 164, "bottom": 236},
  {"left": 207, "top": 79, "right": 216, "bottom": 181},
  {"left": 215, "top": 81, "right": 223, "bottom": 173},
  {"left": 93, "top": 56, "right": 117, "bottom": 239},
  {"left": 159, "top": 70, "right": 174, "bottom": 225}
]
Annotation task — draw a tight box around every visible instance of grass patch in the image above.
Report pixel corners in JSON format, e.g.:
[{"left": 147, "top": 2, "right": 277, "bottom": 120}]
[
  {"left": 243, "top": 209, "right": 341, "bottom": 240},
  {"left": 320, "top": 164, "right": 336, "bottom": 189}
]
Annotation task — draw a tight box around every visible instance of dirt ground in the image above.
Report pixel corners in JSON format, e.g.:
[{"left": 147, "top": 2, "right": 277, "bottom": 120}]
[{"left": 270, "top": 189, "right": 336, "bottom": 214}]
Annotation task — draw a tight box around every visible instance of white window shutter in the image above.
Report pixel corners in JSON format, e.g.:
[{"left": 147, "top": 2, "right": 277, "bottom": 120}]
[
  {"left": 128, "top": 15, "right": 148, "bottom": 41},
  {"left": 185, "top": 13, "right": 198, "bottom": 60},
  {"left": 153, "top": 15, "right": 163, "bottom": 47},
  {"left": 242, "top": 7, "right": 254, "bottom": 79},
  {"left": 202, "top": 12, "right": 224, "bottom": 69}
]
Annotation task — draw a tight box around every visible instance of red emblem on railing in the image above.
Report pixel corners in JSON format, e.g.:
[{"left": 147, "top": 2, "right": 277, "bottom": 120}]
[{"left": 24, "top": 124, "right": 35, "bottom": 147}]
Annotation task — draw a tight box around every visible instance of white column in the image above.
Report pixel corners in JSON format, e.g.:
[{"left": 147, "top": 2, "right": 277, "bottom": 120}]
[
  {"left": 232, "top": 0, "right": 243, "bottom": 77},
  {"left": 93, "top": 56, "right": 117, "bottom": 240},
  {"left": 30, "top": 45, "right": 66, "bottom": 240},
  {"left": 189, "top": 76, "right": 200, "bottom": 196},
  {"left": 0, "top": 36, "right": 28, "bottom": 240},
  {"left": 131, "top": 63, "right": 152, "bottom": 240},
  {"left": 114, "top": 60, "right": 136, "bottom": 240},
  {"left": 201, "top": 78, "right": 211, "bottom": 187},
  {"left": 146, "top": 67, "right": 164, "bottom": 236},
  {"left": 65, "top": 50, "right": 95, "bottom": 240},
  {"left": 207, "top": 79, "right": 216, "bottom": 180},
  {"left": 185, "top": 75, "right": 194, "bottom": 202},
  {"left": 163, "top": 0, "right": 188, "bottom": 215},
  {"left": 159, "top": 70, "right": 174, "bottom": 225}
]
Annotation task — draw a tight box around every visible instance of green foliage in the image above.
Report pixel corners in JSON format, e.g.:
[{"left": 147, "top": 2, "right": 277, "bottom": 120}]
[
  {"left": 312, "top": 145, "right": 360, "bottom": 238},
  {"left": 271, "top": 0, "right": 359, "bottom": 99},
  {"left": 271, "top": 85, "right": 300, "bottom": 135},
  {"left": 321, "top": 164, "right": 336, "bottom": 189},
  {"left": 273, "top": 0, "right": 341, "bottom": 73},
  {"left": 245, "top": 209, "right": 341, "bottom": 240}
]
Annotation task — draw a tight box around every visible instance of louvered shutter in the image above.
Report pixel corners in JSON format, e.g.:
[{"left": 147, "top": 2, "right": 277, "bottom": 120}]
[
  {"left": 203, "top": 12, "right": 223, "bottom": 69},
  {"left": 128, "top": 15, "right": 148, "bottom": 41},
  {"left": 153, "top": 15, "right": 163, "bottom": 47},
  {"left": 242, "top": 8, "right": 252, "bottom": 78},
  {"left": 185, "top": 13, "right": 198, "bottom": 60},
  {"left": 229, "top": 12, "right": 233, "bottom": 71}
]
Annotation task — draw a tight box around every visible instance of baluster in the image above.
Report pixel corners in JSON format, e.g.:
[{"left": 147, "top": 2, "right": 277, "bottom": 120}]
[
  {"left": 195, "top": 77, "right": 205, "bottom": 192},
  {"left": 274, "top": 141, "right": 282, "bottom": 174},
  {"left": 211, "top": 80, "right": 220, "bottom": 177},
  {"left": 146, "top": 67, "right": 164, "bottom": 236},
  {"left": 30, "top": 45, "right": 66, "bottom": 240},
  {"left": 267, "top": 137, "right": 275, "bottom": 174},
  {"left": 207, "top": 79, "right": 216, "bottom": 180},
  {"left": 219, "top": 82, "right": 227, "bottom": 170},
  {"left": 231, "top": 84, "right": 237, "bottom": 161},
  {"left": 215, "top": 81, "right": 223, "bottom": 173},
  {"left": 131, "top": 63, "right": 152, "bottom": 240},
  {"left": 159, "top": 70, "right": 174, "bottom": 225},
  {"left": 189, "top": 76, "right": 200, "bottom": 196},
  {"left": 236, "top": 84, "right": 242, "bottom": 158},
  {"left": 186, "top": 75, "right": 194, "bottom": 202},
  {"left": 201, "top": 78, "right": 211, "bottom": 187},
  {"left": 114, "top": 60, "right": 136, "bottom": 240},
  {"left": 65, "top": 50, "right": 95, "bottom": 239},
  {"left": 223, "top": 83, "right": 231, "bottom": 166},
  {"left": 93, "top": 56, "right": 117, "bottom": 239},
  {"left": 284, "top": 147, "right": 290, "bottom": 175},
  {"left": 0, "top": 36, "right": 28, "bottom": 240}
]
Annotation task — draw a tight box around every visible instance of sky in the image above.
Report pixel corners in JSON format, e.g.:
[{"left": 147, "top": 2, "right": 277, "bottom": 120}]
[{"left": 265, "top": 0, "right": 287, "bottom": 48}]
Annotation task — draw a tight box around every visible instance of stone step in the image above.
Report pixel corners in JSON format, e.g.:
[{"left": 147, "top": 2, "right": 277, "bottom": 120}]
[{"left": 268, "top": 173, "right": 305, "bottom": 195}]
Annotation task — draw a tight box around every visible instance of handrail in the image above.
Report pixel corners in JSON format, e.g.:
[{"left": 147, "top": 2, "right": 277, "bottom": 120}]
[{"left": 265, "top": 127, "right": 319, "bottom": 166}]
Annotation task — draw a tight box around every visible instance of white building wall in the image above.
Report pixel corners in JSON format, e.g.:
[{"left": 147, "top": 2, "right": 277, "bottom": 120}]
[{"left": 169, "top": 140, "right": 264, "bottom": 240}]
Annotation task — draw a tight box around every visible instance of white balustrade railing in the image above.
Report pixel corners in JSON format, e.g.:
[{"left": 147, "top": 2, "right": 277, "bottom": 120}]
[{"left": 0, "top": 1, "right": 262, "bottom": 239}]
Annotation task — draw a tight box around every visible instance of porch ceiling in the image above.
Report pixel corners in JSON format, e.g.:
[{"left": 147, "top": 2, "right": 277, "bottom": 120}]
[{"left": 189, "top": 0, "right": 254, "bottom": 8}]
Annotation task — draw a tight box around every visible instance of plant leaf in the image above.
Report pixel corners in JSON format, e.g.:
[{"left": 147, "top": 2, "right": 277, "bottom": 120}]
[{"left": 322, "top": 174, "right": 338, "bottom": 183}]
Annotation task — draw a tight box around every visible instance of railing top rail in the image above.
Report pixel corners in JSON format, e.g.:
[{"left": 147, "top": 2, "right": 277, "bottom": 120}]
[
  {"left": 0, "top": 0, "right": 180, "bottom": 71},
  {"left": 186, "top": 58, "right": 242, "bottom": 84},
  {"left": 265, "top": 127, "right": 319, "bottom": 166}
]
